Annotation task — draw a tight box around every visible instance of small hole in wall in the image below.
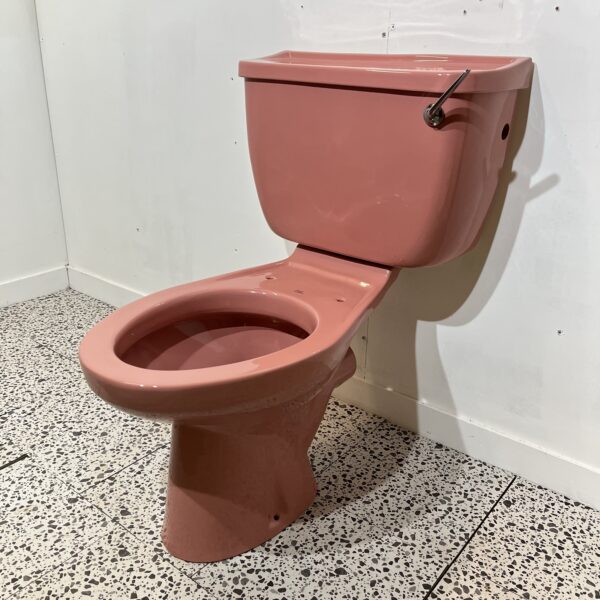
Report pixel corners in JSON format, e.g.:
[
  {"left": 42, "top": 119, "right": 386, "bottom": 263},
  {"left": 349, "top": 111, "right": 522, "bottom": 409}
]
[
  {"left": 336, "top": 297, "right": 346, "bottom": 303},
  {"left": 294, "top": 289, "right": 304, "bottom": 295},
  {"left": 265, "top": 275, "right": 275, "bottom": 280},
  {"left": 501, "top": 123, "right": 510, "bottom": 140},
  {"left": 555, "top": 5, "right": 560, "bottom": 11},
  {"left": 273, "top": 514, "right": 280, "bottom": 521},
  {"left": 463, "top": 9, "right": 467, "bottom": 15}
]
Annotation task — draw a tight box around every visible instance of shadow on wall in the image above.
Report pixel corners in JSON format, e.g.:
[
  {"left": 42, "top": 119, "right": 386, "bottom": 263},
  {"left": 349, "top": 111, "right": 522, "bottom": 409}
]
[
  {"left": 282, "top": 67, "right": 555, "bottom": 530},
  {"left": 357, "top": 66, "right": 556, "bottom": 448}
]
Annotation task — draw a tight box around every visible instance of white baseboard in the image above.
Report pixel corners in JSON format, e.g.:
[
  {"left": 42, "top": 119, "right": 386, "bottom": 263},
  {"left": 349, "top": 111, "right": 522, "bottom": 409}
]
[
  {"left": 0, "top": 266, "right": 69, "bottom": 307},
  {"left": 67, "top": 266, "right": 144, "bottom": 307},
  {"left": 334, "top": 376, "right": 600, "bottom": 511}
]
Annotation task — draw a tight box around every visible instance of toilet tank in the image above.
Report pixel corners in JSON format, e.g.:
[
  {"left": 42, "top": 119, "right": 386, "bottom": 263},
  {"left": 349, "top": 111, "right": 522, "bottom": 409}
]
[{"left": 239, "top": 52, "right": 533, "bottom": 267}]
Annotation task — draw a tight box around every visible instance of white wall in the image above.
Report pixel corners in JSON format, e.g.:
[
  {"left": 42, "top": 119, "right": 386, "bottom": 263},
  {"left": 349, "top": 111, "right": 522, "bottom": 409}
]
[
  {"left": 0, "top": 0, "right": 67, "bottom": 305},
  {"left": 340, "top": 1, "right": 600, "bottom": 508},
  {"left": 36, "top": 1, "right": 600, "bottom": 507},
  {"left": 35, "top": 1, "right": 295, "bottom": 304}
]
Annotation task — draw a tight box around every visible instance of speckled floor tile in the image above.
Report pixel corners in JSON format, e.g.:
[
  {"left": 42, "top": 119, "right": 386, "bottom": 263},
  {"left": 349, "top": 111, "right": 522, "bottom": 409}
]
[
  {"left": 270, "top": 422, "right": 512, "bottom": 599},
  {"left": 1, "top": 287, "right": 110, "bottom": 333},
  {"left": 0, "top": 348, "right": 169, "bottom": 491},
  {"left": 0, "top": 436, "right": 25, "bottom": 468},
  {"left": 84, "top": 447, "right": 170, "bottom": 541},
  {"left": 194, "top": 549, "right": 328, "bottom": 599},
  {"left": 27, "top": 289, "right": 114, "bottom": 361},
  {"left": 15, "top": 524, "right": 207, "bottom": 600},
  {"left": 0, "top": 335, "right": 66, "bottom": 416},
  {"left": 4, "top": 291, "right": 600, "bottom": 600},
  {"left": 430, "top": 563, "right": 521, "bottom": 599},
  {"left": 309, "top": 398, "right": 384, "bottom": 474},
  {"left": 291, "top": 529, "right": 467, "bottom": 599},
  {"left": 82, "top": 446, "right": 204, "bottom": 576},
  {"left": 87, "top": 401, "right": 385, "bottom": 581},
  {"left": 0, "top": 458, "right": 108, "bottom": 597},
  {"left": 435, "top": 478, "right": 600, "bottom": 599},
  {"left": 85, "top": 403, "right": 380, "bottom": 567},
  {"left": 194, "top": 421, "right": 512, "bottom": 600},
  {"left": 1, "top": 407, "right": 169, "bottom": 492},
  {"left": 0, "top": 296, "right": 167, "bottom": 486}
]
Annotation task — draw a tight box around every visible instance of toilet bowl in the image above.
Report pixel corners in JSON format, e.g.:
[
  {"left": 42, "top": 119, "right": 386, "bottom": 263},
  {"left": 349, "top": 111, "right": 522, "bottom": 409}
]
[
  {"left": 80, "top": 246, "right": 395, "bottom": 561},
  {"left": 80, "top": 51, "right": 533, "bottom": 563}
]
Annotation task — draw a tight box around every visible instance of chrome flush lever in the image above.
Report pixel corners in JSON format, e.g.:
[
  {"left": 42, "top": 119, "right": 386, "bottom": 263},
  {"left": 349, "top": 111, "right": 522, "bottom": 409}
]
[{"left": 423, "top": 68, "right": 471, "bottom": 128}]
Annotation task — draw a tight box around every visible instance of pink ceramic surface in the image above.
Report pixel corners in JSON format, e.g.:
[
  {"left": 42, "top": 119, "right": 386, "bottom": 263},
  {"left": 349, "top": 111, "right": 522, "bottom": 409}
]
[
  {"left": 162, "top": 350, "right": 356, "bottom": 562},
  {"left": 241, "top": 51, "right": 533, "bottom": 266},
  {"left": 80, "top": 247, "right": 393, "bottom": 562},
  {"left": 239, "top": 51, "right": 532, "bottom": 93},
  {"left": 80, "top": 247, "right": 393, "bottom": 420},
  {"left": 80, "top": 50, "right": 533, "bottom": 564}
]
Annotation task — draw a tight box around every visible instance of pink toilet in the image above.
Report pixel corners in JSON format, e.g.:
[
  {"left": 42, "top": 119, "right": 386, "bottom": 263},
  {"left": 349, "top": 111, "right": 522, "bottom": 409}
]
[{"left": 80, "top": 51, "right": 532, "bottom": 563}]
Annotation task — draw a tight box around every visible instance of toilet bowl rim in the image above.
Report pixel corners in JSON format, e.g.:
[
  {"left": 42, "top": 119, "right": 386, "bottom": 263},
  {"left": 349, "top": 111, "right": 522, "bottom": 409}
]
[
  {"left": 79, "top": 246, "right": 393, "bottom": 401},
  {"left": 79, "top": 278, "right": 350, "bottom": 394}
]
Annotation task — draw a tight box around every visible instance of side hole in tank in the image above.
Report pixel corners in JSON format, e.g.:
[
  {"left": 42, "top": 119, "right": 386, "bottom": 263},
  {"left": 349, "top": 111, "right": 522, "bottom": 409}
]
[
  {"left": 273, "top": 514, "right": 280, "bottom": 521},
  {"left": 501, "top": 123, "right": 510, "bottom": 140}
]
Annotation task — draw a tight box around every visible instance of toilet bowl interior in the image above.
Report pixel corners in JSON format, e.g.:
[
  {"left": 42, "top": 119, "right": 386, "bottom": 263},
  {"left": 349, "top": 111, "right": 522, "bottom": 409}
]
[
  {"left": 120, "top": 311, "right": 309, "bottom": 371},
  {"left": 113, "top": 290, "right": 319, "bottom": 372}
]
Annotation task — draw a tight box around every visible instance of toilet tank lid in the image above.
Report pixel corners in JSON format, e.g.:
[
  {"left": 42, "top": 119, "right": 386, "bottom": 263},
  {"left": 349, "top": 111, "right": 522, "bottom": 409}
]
[{"left": 239, "top": 51, "right": 533, "bottom": 94}]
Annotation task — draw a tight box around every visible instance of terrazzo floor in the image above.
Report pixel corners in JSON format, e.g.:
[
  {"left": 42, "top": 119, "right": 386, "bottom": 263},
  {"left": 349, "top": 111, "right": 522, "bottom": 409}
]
[{"left": 1, "top": 289, "right": 599, "bottom": 599}]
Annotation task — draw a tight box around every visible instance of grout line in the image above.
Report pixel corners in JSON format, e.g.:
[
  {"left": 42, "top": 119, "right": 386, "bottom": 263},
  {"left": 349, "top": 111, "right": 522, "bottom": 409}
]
[
  {"left": 78, "top": 442, "right": 170, "bottom": 493},
  {"left": 24, "top": 332, "right": 83, "bottom": 368},
  {"left": 72, "top": 458, "right": 206, "bottom": 589},
  {"left": 12, "top": 516, "right": 111, "bottom": 599},
  {"left": 422, "top": 475, "right": 518, "bottom": 599},
  {"left": 313, "top": 415, "right": 385, "bottom": 477},
  {"left": 0, "top": 453, "right": 29, "bottom": 471},
  {"left": 32, "top": 445, "right": 205, "bottom": 589},
  {"left": 91, "top": 504, "right": 206, "bottom": 590},
  {"left": 1, "top": 292, "right": 200, "bottom": 590}
]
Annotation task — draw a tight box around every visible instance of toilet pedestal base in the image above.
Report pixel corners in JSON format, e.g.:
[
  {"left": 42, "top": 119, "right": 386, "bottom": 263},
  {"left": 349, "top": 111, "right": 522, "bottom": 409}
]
[
  {"left": 161, "top": 350, "right": 356, "bottom": 563},
  {"left": 161, "top": 415, "right": 318, "bottom": 563}
]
